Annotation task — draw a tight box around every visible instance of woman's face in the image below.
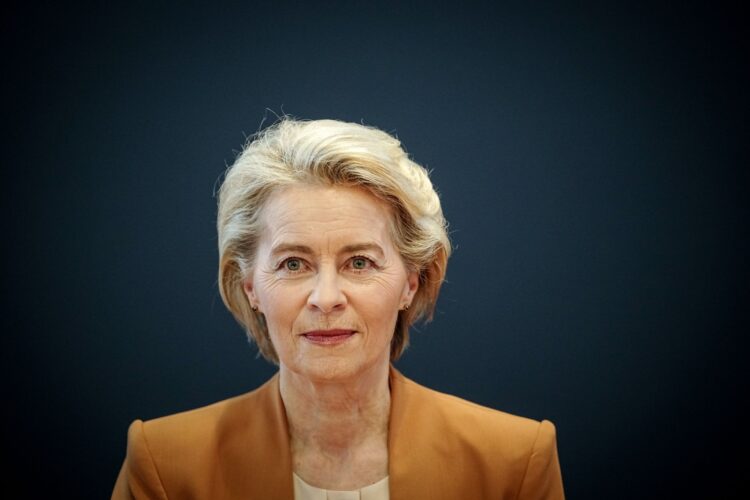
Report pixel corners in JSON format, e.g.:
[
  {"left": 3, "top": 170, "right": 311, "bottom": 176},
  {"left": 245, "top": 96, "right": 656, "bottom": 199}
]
[{"left": 244, "top": 184, "right": 418, "bottom": 382}]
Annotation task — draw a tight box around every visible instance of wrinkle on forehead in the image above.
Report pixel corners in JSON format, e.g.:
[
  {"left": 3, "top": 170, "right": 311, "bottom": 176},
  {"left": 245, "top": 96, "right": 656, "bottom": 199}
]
[{"left": 258, "top": 185, "right": 397, "bottom": 258}]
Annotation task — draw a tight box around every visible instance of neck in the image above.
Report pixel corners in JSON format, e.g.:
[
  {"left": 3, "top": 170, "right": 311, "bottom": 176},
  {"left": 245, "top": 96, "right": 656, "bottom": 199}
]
[{"left": 279, "top": 360, "right": 391, "bottom": 455}]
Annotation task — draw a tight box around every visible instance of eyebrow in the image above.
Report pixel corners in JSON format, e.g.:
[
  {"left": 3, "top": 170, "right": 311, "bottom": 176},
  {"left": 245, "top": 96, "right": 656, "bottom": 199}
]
[
  {"left": 269, "top": 244, "right": 315, "bottom": 258},
  {"left": 269, "top": 242, "right": 385, "bottom": 259},
  {"left": 340, "top": 243, "right": 385, "bottom": 259}
]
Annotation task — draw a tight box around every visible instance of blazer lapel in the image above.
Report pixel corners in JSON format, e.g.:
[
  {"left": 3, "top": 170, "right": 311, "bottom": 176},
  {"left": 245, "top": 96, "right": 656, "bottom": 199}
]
[
  {"left": 388, "top": 365, "right": 451, "bottom": 500},
  {"left": 222, "top": 372, "right": 295, "bottom": 499},
  {"left": 230, "top": 366, "right": 447, "bottom": 499}
]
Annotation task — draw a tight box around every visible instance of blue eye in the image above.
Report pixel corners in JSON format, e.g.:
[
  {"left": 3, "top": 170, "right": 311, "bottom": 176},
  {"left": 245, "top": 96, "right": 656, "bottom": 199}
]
[
  {"left": 351, "top": 257, "right": 371, "bottom": 270},
  {"left": 284, "top": 258, "right": 302, "bottom": 271}
]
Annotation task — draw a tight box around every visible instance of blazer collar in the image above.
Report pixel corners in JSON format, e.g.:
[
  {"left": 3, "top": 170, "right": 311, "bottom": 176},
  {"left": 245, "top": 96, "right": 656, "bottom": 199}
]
[
  {"left": 226, "top": 371, "right": 294, "bottom": 498},
  {"left": 388, "top": 365, "right": 446, "bottom": 500},
  {"left": 254, "top": 364, "right": 436, "bottom": 499}
]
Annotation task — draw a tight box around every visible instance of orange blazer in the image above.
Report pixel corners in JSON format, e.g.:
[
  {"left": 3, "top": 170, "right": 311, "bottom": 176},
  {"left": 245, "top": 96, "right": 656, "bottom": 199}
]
[{"left": 113, "top": 365, "right": 564, "bottom": 499}]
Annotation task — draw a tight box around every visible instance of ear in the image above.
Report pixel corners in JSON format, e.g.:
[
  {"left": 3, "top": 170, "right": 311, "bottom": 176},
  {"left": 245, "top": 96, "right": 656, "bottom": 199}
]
[
  {"left": 242, "top": 277, "right": 260, "bottom": 312},
  {"left": 402, "top": 270, "right": 419, "bottom": 306}
]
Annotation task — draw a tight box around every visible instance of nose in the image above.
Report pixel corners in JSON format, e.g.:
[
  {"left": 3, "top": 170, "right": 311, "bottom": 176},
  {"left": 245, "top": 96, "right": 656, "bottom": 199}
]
[{"left": 307, "top": 266, "right": 347, "bottom": 314}]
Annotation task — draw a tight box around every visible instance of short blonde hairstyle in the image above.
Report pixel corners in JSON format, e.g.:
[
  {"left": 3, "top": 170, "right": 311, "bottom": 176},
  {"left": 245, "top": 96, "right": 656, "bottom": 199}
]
[{"left": 217, "top": 118, "right": 451, "bottom": 364}]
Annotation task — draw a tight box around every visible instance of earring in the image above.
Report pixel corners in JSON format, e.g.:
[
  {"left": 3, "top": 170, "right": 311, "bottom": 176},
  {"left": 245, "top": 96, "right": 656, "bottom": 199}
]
[
  {"left": 402, "top": 304, "right": 410, "bottom": 311},
  {"left": 252, "top": 305, "right": 258, "bottom": 312}
]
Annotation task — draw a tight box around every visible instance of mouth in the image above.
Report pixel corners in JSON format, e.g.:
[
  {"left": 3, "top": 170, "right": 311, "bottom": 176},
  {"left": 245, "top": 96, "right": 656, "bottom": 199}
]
[{"left": 301, "top": 329, "right": 357, "bottom": 345}]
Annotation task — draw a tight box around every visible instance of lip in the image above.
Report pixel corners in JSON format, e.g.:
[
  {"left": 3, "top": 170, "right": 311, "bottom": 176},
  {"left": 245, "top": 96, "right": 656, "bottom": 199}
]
[{"left": 301, "top": 329, "right": 356, "bottom": 345}]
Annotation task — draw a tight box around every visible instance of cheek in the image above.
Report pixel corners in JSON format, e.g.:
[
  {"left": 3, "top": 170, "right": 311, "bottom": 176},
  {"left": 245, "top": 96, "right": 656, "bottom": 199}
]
[
  {"left": 262, "top": 290, "right": 295, "bottom": 322},
  {"left": 363, "top": 273, "right": 409, "bottom": 303},
  {"left": 262, "top": 297, "right": 301, "bottom": 353},
  {"left": 253, "top": 273, "right": 298, "bottom": 311},
  {"left": 256, "top": 280, "right": 308, "bottom": 333},
  {"left": 353, "top": 279, "right": 404, "bottom": 326}
]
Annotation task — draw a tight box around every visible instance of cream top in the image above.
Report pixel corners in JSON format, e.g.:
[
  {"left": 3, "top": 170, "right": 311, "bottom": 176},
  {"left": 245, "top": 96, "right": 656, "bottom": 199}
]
[{"left": 293, "top": 473, "right": 390, "bottom": 500}]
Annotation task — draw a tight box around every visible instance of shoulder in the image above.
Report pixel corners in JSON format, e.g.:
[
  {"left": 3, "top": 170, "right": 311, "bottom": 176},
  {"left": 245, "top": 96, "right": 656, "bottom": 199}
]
[
  {"left": 391, "top": 367, "right": 550, "bottom": 443},
  {"left": 138, "top": 375, "right": 275, "bottom": 452},
  {"left": 388, "top": 367, "right": 564, "bottom": 498},
  {"left": 115, "top": 375, "right": 281, "bottom": 498}
]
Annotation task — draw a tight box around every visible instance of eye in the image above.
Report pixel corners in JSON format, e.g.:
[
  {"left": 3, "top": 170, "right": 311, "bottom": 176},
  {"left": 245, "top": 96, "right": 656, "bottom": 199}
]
[
  {"left": 349, "top": 256, "right": 374, "bottom": 271},
  {"left": 282, "top": 258, "right": 305, "bottom": 272}
]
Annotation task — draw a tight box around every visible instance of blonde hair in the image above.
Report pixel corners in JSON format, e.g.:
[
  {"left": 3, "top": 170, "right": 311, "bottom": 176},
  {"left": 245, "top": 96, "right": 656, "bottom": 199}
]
[{"left": 217, "top": 118, "right": 451, "bottom": 363}]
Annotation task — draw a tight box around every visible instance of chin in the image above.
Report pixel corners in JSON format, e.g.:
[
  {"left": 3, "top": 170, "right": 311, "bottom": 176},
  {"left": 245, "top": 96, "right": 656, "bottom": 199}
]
[{"left": 289, "top": 355, "right": 382, "bottom": 383}]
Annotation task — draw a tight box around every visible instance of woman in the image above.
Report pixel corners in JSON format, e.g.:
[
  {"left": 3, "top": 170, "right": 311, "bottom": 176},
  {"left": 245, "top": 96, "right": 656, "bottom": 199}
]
[{"left": 112, "top": 118, "right": 565, "bottom": 499}]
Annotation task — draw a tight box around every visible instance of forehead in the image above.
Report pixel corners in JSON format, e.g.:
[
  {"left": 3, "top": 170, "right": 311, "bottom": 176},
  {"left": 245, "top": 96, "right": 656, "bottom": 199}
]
[{"left": 258, "top": 184, "right": 396, "bottom": 249}]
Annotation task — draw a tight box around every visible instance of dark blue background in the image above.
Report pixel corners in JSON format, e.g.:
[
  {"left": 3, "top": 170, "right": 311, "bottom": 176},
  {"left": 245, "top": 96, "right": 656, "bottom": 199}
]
[{"left": 5, "top": 1, "right": 747, "bottom": 498}]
